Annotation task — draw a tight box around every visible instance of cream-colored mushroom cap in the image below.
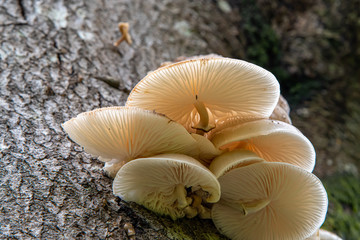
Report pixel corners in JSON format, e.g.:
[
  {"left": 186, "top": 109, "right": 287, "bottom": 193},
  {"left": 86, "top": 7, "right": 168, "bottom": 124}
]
[
  {"left": 270, "top": 105, "right": 292, "bottom": 124},
  {"left": 212, "top": 162, "right": 328, "bottom": 240},
  {"left": 210, "top": 119, "right": 316, "bottom": 172},
  {"left": 126, "top": 57, "right": 280, "bottom": 133},
  {"left": 190, "top": 133, "right": 223, "bottom": 166},
  {"left": 319, "top": 229, "right": 342, "bottom": 240},
  {"left": 62, "top": 107, "right": 198, "bottom": 175},
  {"left": 277, "top": 94, "right": 291, "bottom": 115},
  {"left": 113, "top": 154, "right": 221, "bottom": 220},
  {"left": 209, "top": 149, "right": 265, "bottom": 178},
  {"left": 269, "top": 94, "right": 291, "bottom": 124},
  {"left": 305, "top": 229, "right": 343, "bottom": 240}
]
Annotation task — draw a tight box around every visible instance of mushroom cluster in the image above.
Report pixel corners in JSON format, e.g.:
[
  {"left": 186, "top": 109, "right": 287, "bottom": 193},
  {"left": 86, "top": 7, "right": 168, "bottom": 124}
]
[{"left": 63, "top": 56, "right": 332, "bottom": 239}]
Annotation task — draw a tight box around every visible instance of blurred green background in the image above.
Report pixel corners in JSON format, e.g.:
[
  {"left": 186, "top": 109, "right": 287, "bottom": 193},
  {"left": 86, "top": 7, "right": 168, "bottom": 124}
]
[{"left": 223, "top": 0, "right": 360, "bottom": 238}]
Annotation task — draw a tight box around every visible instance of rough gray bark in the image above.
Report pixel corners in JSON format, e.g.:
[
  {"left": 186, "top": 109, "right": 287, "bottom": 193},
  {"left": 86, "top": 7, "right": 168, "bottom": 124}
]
[{"left": 0, "top": 0, "right": 243, "bottom": 239}]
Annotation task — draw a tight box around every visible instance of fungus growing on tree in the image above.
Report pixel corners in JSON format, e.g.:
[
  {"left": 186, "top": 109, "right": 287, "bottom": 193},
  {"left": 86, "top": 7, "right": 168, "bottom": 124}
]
[
  {"left": 212, "top": 162, "right": 328, "bottom": 240},
  {"left": 126, "top": 57, "right": 280, "bottom": 134},
  {"left": 61, "top": 55, "right": 331, "bottom": 239},
  {"left": 210, "top": 119, "right": 316, "bottom": 172},
  {"left": 62, "top": 107, "right": 199, "bottom": 177},
  {"left": 113, "top": 154, "right": 220, "bottom": 220}
]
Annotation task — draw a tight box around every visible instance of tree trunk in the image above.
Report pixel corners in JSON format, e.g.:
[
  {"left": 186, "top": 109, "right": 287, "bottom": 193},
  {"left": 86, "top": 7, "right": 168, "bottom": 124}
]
[{"left": 0, "top": 0, "right": 243, "bottom": 239}]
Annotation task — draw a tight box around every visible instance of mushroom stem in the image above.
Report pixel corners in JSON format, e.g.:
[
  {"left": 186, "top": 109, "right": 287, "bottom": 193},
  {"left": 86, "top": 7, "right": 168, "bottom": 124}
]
[
  {"left": 198, "top": 205, "right": 212, "bottom": 219},
  {"left": 187, "top": 193, "right": 212, "bottom": 219},
  {"left": 241, "top": 199, "right": 271, "bottom": 215},
  {"left": 223, "top": 198, "right": 270, "bottom": 216},
  {"left": 191, "top": 194, "right": 203, "bottom": 208},
  {"left": 193, "top": 100, "right": 214, "bottom": 133},
  {"left": 174, "top": 184, "right": 188, "bottom": 209},
  {"left": 184, "top": 206, "right": 198, "bottom": 218}
]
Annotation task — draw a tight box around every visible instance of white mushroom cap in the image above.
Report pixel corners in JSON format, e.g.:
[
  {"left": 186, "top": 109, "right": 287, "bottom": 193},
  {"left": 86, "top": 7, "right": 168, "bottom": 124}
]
[
  {"left": 62, "top": 107, "right": 199, "bottom": 175},
  {"left": 269, "top": 94, "right": 291, "bottom": 124},
  {"left": 270, "top": 105, "right": 292, "bottom": 124},
  {"left": 190, "top": 133, "right": 223, "bottom": 165},
  {"left": 278, "top": 94, "right": 291, "bottom": 115},
  {"left": 291, "top": 226, "right": 342, "bottom": 240},
  {"left": 158, "top": 54, "right": 223, "bottom": 69},
  {"left": 113, "top": 154, "right": 221, "bottom": 220},
  {"left": 212, "top": 162, "right": 328, "bottom": 240},
  {"left": 210, "top": 119, "right": 316, "bottom": 172},
  {"left": 126, "top": 57, "right": 280, "bottom": 133},
  {"left": 318, "top": 229, "right": 342, "bottom": 240},
  {"left": 209, "top": 149, "right": 264, "bottom": 178}
]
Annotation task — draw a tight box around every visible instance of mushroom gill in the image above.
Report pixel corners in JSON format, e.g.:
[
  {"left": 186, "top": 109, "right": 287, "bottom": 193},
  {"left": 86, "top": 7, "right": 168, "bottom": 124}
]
[
  {"left": 126, "top": 57, "right": 280, "bottom": 133},
  {"left": 210, "top": 119, "right": 316, "bottom": 172},
  {"left": 62, "top": 107, "right": 199, "bottom": 177},
  {"left": 212, "top": 162, "right": 328, "bottom": 240}
]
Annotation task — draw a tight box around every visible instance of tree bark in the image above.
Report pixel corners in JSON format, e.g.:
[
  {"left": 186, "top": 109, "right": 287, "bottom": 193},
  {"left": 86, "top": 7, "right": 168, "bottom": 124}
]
[{"left": 0, "top": 0, "right": 243, "bottom": 239}]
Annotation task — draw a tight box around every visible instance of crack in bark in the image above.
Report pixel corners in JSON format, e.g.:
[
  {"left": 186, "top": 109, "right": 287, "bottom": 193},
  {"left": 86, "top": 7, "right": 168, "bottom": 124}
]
[
  {"left": 52, "top": 40, "right": 63, "bottom": 69},
  {"left": 92, "top": 75, "right": 131, "bottom": 93},
  {"left": 17, "top": 0, "right": 26, "bottom": 20},
  {"left": 0, "top": 22, "right": 28, "bottom": 27}
]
